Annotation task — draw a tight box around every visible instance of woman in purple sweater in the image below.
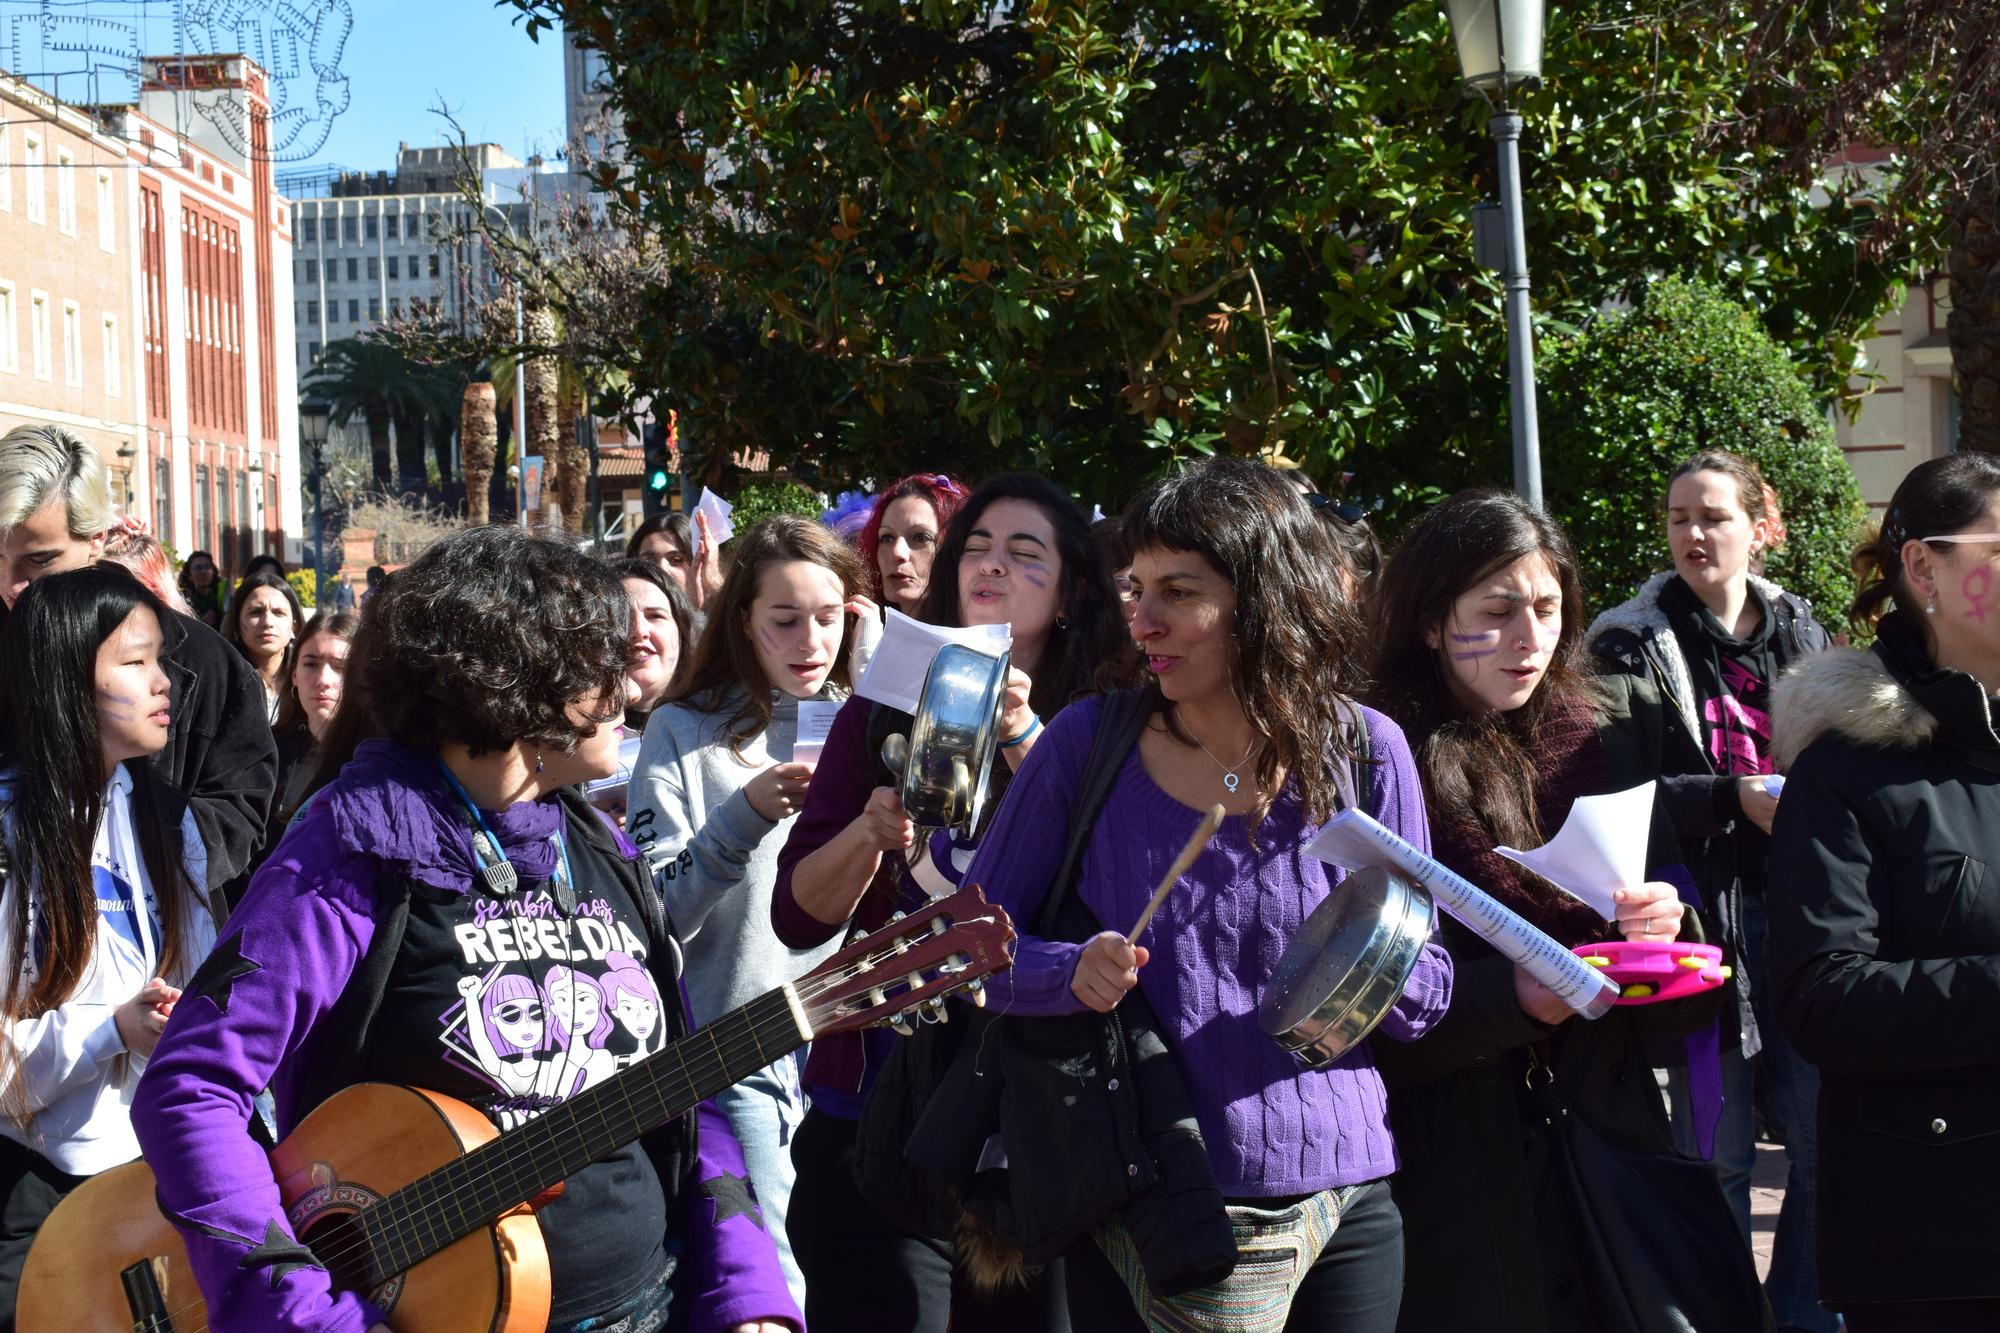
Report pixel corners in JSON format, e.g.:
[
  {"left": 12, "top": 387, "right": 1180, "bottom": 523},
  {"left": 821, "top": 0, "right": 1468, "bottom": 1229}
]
[
  {"left": 962, "top": 458, "right": 1453, "bottom": 1331},
  {"left": 129, "top": 528, "right": 799, "bottom": 1333}
]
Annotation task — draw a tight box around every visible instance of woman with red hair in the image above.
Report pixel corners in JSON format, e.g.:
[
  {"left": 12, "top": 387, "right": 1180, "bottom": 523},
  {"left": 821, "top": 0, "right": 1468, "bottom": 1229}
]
[{"left": 856, "top": 474, "right": 969, "bottom": 615}]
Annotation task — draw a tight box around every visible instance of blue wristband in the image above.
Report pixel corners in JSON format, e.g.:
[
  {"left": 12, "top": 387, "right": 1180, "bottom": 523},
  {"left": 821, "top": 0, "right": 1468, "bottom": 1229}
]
[{"left": 999, "top": 715, "right": 1043, "bottom": 749}]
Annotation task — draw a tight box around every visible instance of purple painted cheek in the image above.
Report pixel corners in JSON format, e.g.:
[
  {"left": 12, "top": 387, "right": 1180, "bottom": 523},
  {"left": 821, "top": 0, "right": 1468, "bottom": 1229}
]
[
  {"left": 97, "top": 690, "right": 139, "bottom": 723},
  {"left": 1452, "top": 649, "right": 1500, "bottom": 661},
  {"left": 1018, "top": 562, "right": 1052, "bottom": 591},
  {"left": 1448, "top": 629, "right": 1499, "bottom": 660}
]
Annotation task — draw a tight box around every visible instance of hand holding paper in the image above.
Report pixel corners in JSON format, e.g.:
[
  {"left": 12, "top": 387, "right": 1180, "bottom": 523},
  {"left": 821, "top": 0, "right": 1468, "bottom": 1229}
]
[
  {"left": 1494, "top": 782, "right": 1656, "bottom": 922},
  {"left": 855, "top": 608, "right": 1012, "bottom": 714},
  {"left": 793, "top": 699, "right": 843, "bottom": 763},
  {"left": 693, "top": 487, "right": 736, "bottom": 546}
]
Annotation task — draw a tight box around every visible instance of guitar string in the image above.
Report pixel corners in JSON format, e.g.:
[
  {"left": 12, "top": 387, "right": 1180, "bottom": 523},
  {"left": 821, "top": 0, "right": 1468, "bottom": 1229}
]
[{"left": 159, "top": 931, "right": 987, "bottom": 1333}]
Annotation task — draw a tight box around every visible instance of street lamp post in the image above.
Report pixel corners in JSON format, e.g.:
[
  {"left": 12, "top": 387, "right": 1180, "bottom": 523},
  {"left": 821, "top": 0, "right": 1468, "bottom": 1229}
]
[
  {"left": 298, "top": 398, "right": 332, "bottom": 605},
  {"left": 1445, "top": 0, "right": 1547, "bottom": 508}
]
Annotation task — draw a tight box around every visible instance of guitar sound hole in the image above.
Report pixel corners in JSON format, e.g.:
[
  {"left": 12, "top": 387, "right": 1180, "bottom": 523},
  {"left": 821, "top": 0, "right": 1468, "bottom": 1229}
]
[{"left": 300, "top": 1211, "right": 380, "bottom": 1301}]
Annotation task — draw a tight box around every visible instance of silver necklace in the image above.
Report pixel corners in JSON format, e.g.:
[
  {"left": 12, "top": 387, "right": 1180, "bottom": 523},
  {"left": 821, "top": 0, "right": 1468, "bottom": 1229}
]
[{"left": 1184, "top": 719, "right": 1260, "bottom": 794}]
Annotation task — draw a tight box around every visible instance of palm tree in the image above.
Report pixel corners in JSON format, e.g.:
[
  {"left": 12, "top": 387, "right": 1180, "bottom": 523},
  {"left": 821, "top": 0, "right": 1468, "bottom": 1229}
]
[
  {"left": 523, "top": 304, "right": 562, "bottom": 527},
  {"left": 305, "top": 339, "right": 415, "bottom": 487},
  {"left": 462, "top": 379, "right": 499, "bottom": 524}
]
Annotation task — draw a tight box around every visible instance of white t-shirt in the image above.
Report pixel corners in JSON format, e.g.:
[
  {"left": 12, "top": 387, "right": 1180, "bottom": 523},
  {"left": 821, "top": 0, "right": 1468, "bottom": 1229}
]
[{"left": 0, "top": 765, "right": 215, "bottom": 1172}]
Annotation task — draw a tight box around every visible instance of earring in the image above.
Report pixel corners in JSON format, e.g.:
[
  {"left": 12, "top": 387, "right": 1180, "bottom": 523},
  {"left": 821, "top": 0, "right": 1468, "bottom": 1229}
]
[
  {"left": 1926, "top": 591, "right": 1938, "bottom": 616},
  {"left": 1055, "top": 614, "right": 1070, "bottom": 630},
  {"left": 534, "top": 749, "right": 546, "bottom": 774}
]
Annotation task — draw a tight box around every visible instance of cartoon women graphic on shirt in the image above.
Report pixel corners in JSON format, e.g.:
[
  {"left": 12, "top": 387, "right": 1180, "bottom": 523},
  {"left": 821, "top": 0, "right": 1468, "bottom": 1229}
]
[
  {"left": 454, "top": 970, "right": 574, "bottom": 1108},
  {"left": 601, "top": 950, "right": 666, "bottom": 1070},
  {"left": 544, "top": 963, "right": 618, "bottom": 1087}
]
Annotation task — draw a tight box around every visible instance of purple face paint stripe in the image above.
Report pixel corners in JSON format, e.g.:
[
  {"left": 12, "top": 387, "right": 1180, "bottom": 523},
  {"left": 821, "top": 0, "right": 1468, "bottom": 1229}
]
[
  {"left": 1451, "top": 649, "right": 1500, "bottom": 661},
  {"left": 1448, "top": 632, "right": 1497, "bottom": 643}
]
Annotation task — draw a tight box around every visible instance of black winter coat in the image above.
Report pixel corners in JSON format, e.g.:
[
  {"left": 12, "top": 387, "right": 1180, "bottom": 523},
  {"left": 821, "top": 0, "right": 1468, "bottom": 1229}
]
[
  {"left": 154, "top": 610, "right": 279, "bottom": 889},
  {"left": 1767, "top": 611, "right": 2000, "bottom": 1308},
  {"left": 1376, "top": 674, "right": 1723, "bottom": 1333}
]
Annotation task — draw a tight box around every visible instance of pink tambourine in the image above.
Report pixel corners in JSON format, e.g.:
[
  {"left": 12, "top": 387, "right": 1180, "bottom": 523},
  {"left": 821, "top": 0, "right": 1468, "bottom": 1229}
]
[{"left": 1572, "top": 940, "right": 1731, "bottom": 1005}]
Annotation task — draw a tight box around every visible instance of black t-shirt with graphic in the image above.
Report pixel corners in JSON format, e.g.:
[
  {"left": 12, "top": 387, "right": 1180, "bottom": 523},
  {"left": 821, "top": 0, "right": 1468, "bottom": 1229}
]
[{"left": 359, "top": 824, "right": 673, "bottom": 1322}]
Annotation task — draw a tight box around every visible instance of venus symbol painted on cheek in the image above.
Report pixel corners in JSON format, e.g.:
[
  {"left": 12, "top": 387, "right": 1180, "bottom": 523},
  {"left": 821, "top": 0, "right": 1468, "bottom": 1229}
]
[{"left": 1964, "top": 567, "right": 1993, "bottom": 624}]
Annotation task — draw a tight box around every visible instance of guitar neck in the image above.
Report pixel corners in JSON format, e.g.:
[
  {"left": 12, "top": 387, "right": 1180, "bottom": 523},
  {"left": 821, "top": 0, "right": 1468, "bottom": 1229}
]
[{"left": 356, "top": 984, "right": 812, "bottom": 1283}]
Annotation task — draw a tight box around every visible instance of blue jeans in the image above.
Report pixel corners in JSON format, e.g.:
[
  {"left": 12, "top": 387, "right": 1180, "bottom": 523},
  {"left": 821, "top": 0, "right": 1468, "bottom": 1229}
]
[
  {"left": 715, "top": 1053, "right": 807, "bottom": 1310},
  {"left": 1673, "top": 894, "right": 1836, "bottom": 1332}
]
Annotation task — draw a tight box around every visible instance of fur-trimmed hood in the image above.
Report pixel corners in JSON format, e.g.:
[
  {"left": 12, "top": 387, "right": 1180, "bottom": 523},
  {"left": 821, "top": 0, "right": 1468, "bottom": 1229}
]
[
  {"left": 1771, "top": 648, "right": 1939, "bottom": 769},
  {"left": 1773, "top": 611, "right": 1999, "bottom": 770}
]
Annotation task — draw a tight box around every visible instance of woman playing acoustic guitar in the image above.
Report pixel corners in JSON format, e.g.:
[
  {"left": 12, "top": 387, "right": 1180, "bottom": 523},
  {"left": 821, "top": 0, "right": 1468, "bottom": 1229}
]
[{"left": 130, "top": 528, "right": 799, "bottom": 1333}]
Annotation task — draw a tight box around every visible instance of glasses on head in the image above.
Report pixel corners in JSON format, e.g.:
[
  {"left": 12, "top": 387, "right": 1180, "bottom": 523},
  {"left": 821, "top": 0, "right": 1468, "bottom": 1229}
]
[
  {"left": 1916, "top": 533, "right": 2000, "bottom": 546},
  {"left": 1303, "top": 493, "right": 1368, "bottom": 525}
]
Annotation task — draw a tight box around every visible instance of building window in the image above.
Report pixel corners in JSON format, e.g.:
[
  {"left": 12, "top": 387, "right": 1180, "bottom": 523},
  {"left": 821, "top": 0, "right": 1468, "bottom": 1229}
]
[
  {"left": 0, "top": 283, "right": 15, "bottom": 373},
  {"left": 345, "top": 257, "right": 358, "bottom": 282},
  {"left": 194, "top": 464, "right": 212, "bottom": 553},
  {"left": 348, "top": 299, "right": 359, "bottom": 322},
  {"left": 237, "top": 470, "right": 253, "bottom": 568},
  {"left": 103, "top": 314, "right": 120, "bottom": 397},
  {"left": 321, "top": 258, "right": 334, "bottom": 283},
  {"left": 56, "top": 149, "right": 75, "bottom": 234},
  {"left": 428, "top": 254, "right": 440, "bottom": 278},
  {"left": 97, "top": 171, "right": 115, "bottom": 251},
  {"left": 217, "top": 467, "right": 233, "bottom": 568},
  {"left": 307, "top": 299, "right": 319, "bottom": 323},
  {"left": 390, "top": 297, "right": 402, "bottom": 317},
  {"left": 342, "top": 216, "right": 358, "bottom": 243},
  {"left": 387, "top": 255, "right": 400, "bottom": 280},
  {"left": 308, "top": 340, "right": 322, "bottom": 363},
  {"left": 367, "top": 255, "right": 380, "bottom": 280},
  {"left": 365, "top": 215, "right": 378, "bottom": 240},
  {"left": 62, "top": 301, "right": 82, "bottom": 386},
  {"left": 154, "top": 455, "right": 172, "bottom": 541},
  {"left": 368, "top": 298, "right": 381, "bottom": 321},
  {"left": 23, "top": 134, "right": 43, "bottom": 223},
  {"left": 321, "top": 217, "right": 335, "bottom": 241},
  {"left": 30, "top": 291, "right": 51, "bottom": 379}
]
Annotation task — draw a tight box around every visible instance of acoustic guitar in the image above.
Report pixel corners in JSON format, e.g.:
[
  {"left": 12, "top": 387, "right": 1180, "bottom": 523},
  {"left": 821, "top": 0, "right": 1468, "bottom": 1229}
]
[{"left": 19, "top": 886, "right": 1013, "bottom": 1333}]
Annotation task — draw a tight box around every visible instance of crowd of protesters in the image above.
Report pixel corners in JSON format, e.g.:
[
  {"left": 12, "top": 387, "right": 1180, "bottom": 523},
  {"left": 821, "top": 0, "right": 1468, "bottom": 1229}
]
[{"left": 0, "top": 415, "right": 1995, "bottom": 1333}]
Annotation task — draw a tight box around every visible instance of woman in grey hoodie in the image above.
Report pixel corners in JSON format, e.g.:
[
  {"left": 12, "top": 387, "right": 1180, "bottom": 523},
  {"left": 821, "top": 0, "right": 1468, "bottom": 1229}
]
[{"left": 627, "top": 514, "right": 871, "bottom": 1309}]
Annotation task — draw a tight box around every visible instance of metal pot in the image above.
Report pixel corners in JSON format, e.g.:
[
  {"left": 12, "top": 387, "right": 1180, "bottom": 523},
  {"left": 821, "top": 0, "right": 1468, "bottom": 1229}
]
[
  {"left": 1258, "top": 866, "right": 1434, "bottom": 1068},
  {"left": 898, "top": 642, "right": 1011, "bottom": 834}
]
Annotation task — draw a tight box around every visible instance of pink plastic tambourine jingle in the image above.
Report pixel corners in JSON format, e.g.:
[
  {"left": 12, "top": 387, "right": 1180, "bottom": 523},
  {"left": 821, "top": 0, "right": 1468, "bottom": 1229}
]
[{"left": 1572, "top": 939, "right": 1731, "bottom": 1005}]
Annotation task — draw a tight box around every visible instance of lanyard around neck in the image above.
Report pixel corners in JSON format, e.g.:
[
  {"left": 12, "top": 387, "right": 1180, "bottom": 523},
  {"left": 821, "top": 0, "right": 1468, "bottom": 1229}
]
[{"left": 435, "top": 759, "right": 577, "bottom": 915}]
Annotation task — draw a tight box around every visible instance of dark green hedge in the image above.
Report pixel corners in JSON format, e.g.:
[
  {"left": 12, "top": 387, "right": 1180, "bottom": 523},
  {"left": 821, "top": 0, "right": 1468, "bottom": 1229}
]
[{"left": 1540, "top": 277, "right": 1867, "bottom": 620}]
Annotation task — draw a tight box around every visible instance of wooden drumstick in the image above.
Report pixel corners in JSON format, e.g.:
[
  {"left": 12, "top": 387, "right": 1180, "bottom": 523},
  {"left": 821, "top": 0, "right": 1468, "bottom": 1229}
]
[{"left": 1127, "top": 803, "right": 1225, "bottom": 944}]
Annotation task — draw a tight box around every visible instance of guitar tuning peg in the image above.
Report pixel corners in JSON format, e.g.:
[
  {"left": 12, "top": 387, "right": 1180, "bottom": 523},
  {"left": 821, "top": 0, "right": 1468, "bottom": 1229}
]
[
  {"left": 890, "top": 1010, "right": 915, "bottom": 1037},
  {"left": 929, "top": 916, "right": 949, "bottom": 937},
  {"left": 924, "top": 995, "right": 949, "bottom": 1023},
  {"left": 889, "top": 910, "right": 907, "bottom": 923},
  {"left": 965, "top": 978, "right": 986, "bottom": 1007}
]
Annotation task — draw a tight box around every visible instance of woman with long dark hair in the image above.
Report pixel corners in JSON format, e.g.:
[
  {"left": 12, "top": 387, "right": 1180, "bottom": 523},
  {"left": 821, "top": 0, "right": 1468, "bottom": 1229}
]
[
  {"left": 0, "top": 568, "right": 214, "bottom": 1326},
  {"left": 629, "top": 511, "right": 725, "bottom": 611},
  {"left": 627, "top": 515, "right": 870, "bottom": 1308},
  {"left": 221, "top": 570, "right": 305, "bottom": 724},
  {"left": 175, "top": 550, "right": 225, "bottom": 629},
  {"left": 1767, "top": 452, "right": 2000, "bottom": 1331},
  {"left": 962, "top": 458, "right": 1451, "bottom": 1330},
  {"left": 1367, "top": 489, "right": 1736, "bottom": 1333},
  {"left": 132, "top": 526, "right": 799, "bottom": 1333},
  {"left": 772, "top": 472, "right": 1128, "bottom": 1333},
  {"left": 1589, "top": 451, "right": 1835, "bottom": 1330},
  {"left": 612, "top": 557, "right": 697, "bottom": 733}
]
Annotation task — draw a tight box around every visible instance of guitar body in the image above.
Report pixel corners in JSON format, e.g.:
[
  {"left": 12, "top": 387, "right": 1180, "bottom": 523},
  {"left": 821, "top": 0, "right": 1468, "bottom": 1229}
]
[{"left": 18, "top": 1083, "right": 550, "bottom": 1333}]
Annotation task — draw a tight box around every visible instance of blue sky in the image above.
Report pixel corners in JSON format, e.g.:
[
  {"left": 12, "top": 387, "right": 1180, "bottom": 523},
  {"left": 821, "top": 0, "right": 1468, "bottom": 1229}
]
[
  {"left": 0, "top": 0, "right": 567, "bottom": 174},
  {"left": 306, "top": 0, "right": 568, "bottom": 173}
]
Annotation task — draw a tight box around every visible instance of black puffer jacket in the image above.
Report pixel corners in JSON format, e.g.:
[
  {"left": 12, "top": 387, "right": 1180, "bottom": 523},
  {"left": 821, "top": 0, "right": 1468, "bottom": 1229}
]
[
  {"left": 153, "top": 609, "right": 279, "bottom": 889},
  {"left": 1767, "top": 611, "right": 2000, "bottom": 1308}
]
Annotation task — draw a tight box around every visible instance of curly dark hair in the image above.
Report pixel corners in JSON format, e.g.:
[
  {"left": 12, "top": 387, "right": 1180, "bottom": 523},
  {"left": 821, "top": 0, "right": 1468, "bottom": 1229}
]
[
  {"left": 1366, "top": 489, "right": 1594, "bottom": 855},
  {"left": 918, "top": 473, "right": 1131, "bottom": 716},
  {"left": 353, "top": 526, "right": 631, "bottom": 758},
  {"left": 1122, "top": 458, "right": 1367, "bottom": 826}
]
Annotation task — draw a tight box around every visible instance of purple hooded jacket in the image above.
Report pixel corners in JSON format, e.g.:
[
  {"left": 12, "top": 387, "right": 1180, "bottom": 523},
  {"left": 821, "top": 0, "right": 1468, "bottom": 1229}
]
[{"left": 130, "top": 739, "right": 802, "bottom": 1333}]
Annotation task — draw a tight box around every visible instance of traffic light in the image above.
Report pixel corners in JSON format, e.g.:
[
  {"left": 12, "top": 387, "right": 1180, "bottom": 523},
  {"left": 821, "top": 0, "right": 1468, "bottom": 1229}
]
[{"left": 642, "top": 412, "right": 674, "bottom": 520}]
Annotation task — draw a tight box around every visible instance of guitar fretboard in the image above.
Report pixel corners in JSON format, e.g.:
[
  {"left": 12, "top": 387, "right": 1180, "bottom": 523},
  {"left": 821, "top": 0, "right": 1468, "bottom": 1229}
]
[{"left": 354, "top": 985, "right": 807, "bottom": 1284}]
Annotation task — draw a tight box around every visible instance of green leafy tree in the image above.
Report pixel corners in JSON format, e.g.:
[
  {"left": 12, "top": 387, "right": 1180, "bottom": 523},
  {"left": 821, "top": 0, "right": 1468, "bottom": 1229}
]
[
  {"left": 731, "top": 480, "right": 827, "bottom": 530},
  {"left": 1540, "top": 278, "right": 1867, "bottom": 618},
  {"left": 508, "top": 0, "right": 1948, "bottom": 505},
  {"left": 305, "top": 339, "right": 419, "bottom": 488}
]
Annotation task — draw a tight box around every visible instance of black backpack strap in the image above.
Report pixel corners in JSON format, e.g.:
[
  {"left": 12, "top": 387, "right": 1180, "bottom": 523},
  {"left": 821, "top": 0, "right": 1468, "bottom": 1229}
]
[{"left": 1033, "top": 689, "right": 1156, "bottom": 939}]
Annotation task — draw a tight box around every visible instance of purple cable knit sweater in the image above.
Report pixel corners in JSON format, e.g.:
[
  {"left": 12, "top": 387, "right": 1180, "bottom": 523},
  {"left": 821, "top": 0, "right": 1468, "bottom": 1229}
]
[{"left": 963, "top": 695, "right": 1454, "bottom": 1198}]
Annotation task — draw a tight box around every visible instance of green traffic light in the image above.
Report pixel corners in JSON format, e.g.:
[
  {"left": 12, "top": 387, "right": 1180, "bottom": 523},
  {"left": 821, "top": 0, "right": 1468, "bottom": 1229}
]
[{"left": 648, "top": 469, "right": 670, "bottom": 491}]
